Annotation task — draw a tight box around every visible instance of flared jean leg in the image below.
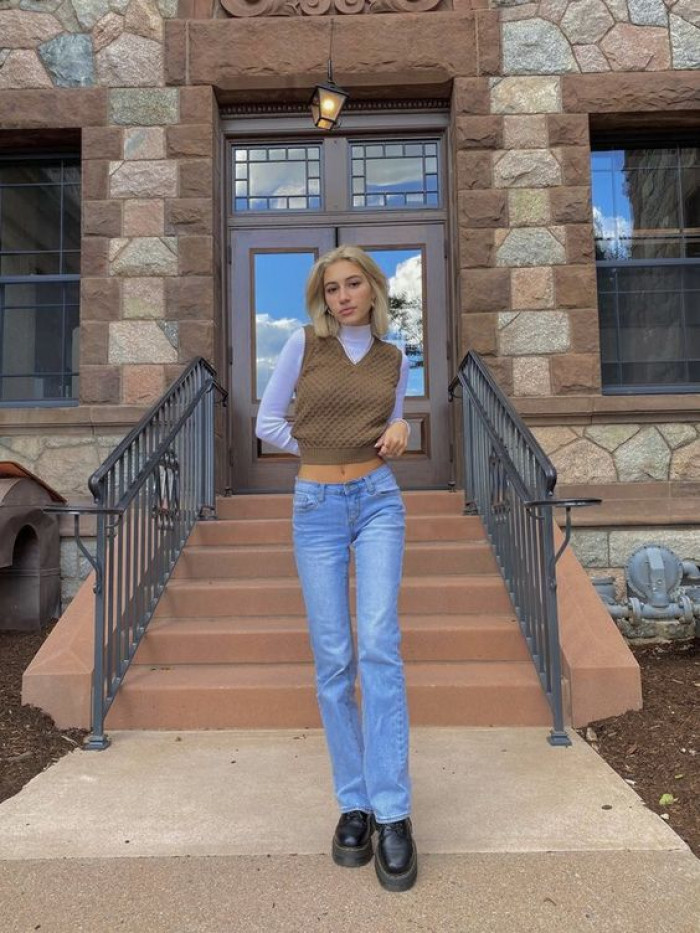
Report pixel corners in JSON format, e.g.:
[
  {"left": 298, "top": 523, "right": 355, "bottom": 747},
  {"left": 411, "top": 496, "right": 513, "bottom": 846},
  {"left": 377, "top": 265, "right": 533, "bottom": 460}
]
[{"left": 293, "top": 493, "right": 371, "bottom": 814}]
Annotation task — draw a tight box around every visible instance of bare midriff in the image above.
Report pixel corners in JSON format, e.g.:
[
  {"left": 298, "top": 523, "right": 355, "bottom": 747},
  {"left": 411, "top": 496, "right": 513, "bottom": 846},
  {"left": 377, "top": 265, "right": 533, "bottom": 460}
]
[{"left": 297, "top": 456, "right": 384, "bottom": 483}]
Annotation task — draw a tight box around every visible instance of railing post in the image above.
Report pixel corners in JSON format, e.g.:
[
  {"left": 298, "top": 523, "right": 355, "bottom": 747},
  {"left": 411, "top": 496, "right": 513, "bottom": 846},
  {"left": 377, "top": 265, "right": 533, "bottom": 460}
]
[
  {"left": 84, "top": 503, "right": 110, "bottom": 750},
  {"left": 541, "top": 504, "right": 570, "bottom": 747}
]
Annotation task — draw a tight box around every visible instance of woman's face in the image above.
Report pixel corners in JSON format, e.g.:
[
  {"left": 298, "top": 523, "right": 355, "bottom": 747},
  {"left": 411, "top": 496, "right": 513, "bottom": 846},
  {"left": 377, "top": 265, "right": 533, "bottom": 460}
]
[{"left": 323, "top": 260, "right": 374, "bottom": 328}]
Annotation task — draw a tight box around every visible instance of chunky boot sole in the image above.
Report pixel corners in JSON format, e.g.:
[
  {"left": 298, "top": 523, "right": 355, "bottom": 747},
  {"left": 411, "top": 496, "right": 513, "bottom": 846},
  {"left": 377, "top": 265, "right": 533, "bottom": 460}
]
[
  {"left": 332, "top": 836, "right": 373, "bottom": 868},
  {"left": 374, "top": 845, "right": 418, "bottom": 892}
]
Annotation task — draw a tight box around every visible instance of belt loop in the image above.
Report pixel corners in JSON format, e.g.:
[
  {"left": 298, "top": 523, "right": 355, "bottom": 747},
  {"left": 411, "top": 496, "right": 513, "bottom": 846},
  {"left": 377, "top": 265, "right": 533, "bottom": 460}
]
[
  {"left": 318, "top": 483, "right": 326, "bottom": 503},
  {"left": 364, "top": 471, "right": 375, "bottom": 494}
]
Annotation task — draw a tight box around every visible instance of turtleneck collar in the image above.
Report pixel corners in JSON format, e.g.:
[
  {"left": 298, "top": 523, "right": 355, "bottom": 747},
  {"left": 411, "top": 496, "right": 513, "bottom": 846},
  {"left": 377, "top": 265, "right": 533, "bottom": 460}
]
[{"left": 338, "top": 323, "right": 372, "bottom": 344}]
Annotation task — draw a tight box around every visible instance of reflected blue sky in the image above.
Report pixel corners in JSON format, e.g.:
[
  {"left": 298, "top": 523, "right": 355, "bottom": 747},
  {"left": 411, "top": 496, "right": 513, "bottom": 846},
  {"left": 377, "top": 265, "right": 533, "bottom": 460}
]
[{"left": 254, "top": 248, "right": 426, "bottom": 398}]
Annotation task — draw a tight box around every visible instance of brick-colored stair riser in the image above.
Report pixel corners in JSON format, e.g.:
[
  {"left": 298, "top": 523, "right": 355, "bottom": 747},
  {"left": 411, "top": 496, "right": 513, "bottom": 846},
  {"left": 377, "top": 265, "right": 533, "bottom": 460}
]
[
  {"left": 216, "top": 491, "right": 466, "bottom": 521},
  {"left": 171, "top": 542, "right": 498, "bottom": 580},
  {"left": 134, "top": 614, "right": 528, "bottom": 665},
  {"left": 105, "top": 662, "right": 552, "bottom": 730},
  {"left": 155, "top": 577, "right": 512, "bottom": 618},
  {"left": 188, "top": 515, "right": 483, "bottom": 547}
]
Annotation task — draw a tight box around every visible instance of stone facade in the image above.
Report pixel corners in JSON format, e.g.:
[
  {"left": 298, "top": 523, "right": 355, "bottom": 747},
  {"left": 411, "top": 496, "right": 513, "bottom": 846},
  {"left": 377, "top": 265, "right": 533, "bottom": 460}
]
[{"left": 0, "top": 0, "right": 698, "bottom": 628}]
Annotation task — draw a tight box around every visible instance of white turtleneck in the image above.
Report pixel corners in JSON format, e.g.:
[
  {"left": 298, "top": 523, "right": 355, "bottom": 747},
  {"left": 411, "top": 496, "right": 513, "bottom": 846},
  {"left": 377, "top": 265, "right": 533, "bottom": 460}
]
[{"left": 255, "top": 325, "right": 410, "bottom": 457}]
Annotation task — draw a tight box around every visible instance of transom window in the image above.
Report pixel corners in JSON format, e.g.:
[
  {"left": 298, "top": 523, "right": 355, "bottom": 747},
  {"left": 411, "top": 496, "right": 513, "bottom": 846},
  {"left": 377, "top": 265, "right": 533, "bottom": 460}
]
[
  {"left": 593, "top": 141, "right": 699, "bottom": 393},
  {"left": 0, "top": 156, "right": 80, "bottom": 405},
  {"left": 231, "top": 137, "right": 442, "bottom": 215}
]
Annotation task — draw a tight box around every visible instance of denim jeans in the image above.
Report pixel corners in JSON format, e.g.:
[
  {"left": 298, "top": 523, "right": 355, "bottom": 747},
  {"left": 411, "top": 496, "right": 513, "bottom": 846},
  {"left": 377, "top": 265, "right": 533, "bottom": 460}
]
[{"left": 292, "top": 464, "right": 411, "bottom": 823}]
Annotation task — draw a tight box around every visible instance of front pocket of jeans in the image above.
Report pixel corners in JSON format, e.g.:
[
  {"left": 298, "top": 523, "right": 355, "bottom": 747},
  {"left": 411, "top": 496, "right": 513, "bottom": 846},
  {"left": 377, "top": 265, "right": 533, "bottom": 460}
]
[{"left": 293, "top": 492, "right": 319, "bottom": 512}]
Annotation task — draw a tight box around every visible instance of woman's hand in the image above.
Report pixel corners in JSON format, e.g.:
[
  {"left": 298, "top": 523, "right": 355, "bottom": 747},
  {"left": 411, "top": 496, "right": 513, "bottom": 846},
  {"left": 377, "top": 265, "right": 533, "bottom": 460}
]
[{"left": 375, "top": 420, "right": 410, "bottom": 459}]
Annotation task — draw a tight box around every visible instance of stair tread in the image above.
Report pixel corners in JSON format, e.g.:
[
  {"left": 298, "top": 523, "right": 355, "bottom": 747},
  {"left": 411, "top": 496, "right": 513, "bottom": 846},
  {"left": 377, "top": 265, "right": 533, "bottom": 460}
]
[
  {"left": 147, "top": 613, "right": 519, "bottom": 631},
  {"left": 123, "top": 660, "right": 544, "bottom": 688},
  {"left": 163, "top": 574, "right": 505, "bottom": 589},
  {"left": 181, "top": 540, "right": 490, "bottom": 554}
]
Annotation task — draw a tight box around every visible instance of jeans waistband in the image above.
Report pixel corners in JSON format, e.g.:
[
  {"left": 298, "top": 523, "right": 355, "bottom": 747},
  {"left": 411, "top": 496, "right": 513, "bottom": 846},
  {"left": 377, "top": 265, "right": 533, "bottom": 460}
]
[{"left": 294, "top": 464, "right": 394, "bottom": 496}]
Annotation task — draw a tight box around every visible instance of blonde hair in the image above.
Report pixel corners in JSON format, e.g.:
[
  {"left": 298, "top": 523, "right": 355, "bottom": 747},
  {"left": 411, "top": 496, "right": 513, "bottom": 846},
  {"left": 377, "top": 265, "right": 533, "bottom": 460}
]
[{"left": 305, "top": 245, "right": 391, "bottom": 339}]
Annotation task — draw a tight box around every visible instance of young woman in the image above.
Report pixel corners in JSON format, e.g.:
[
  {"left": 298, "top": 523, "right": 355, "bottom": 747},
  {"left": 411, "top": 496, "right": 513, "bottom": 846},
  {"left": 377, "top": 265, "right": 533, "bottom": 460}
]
[{"left": 255, "top": 245, "right": 416, "bottom": 892}]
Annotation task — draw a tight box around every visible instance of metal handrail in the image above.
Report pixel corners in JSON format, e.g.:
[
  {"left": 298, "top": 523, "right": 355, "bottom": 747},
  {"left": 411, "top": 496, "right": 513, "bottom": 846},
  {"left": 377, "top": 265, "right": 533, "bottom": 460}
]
[
  {"left": 47, "top": 358, "right": 227, "bottom": 749},
  {"left": 449, "top": 352, "right": 598, "bottom": 746}
]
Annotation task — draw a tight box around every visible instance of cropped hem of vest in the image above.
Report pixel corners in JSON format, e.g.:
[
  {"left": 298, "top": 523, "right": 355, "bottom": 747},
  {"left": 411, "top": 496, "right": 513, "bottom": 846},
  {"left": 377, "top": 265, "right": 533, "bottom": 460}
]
[{"left": 299, "top": 445, "right": 379, "bottom": 465}]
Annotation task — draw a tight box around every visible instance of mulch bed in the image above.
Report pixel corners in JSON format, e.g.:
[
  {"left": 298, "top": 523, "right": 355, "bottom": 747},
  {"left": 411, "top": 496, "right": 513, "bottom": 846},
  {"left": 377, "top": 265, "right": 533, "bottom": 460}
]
[
  {"left": 1, "top": 626, "right": 698, "bottom": 858},
  {"left": 0, "top": 623, "right": 87, "bottom": 805}
]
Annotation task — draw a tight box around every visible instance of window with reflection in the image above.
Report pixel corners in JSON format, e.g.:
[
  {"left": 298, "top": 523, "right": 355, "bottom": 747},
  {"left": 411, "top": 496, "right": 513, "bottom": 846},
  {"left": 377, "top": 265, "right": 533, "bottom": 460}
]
[
  {"left": 593, "top": 142, "right": 699, "bottom": 392},
  {"left": 233, "top": 145, "right": 322, "bottom": 212},
  {"left": 351, "top": 140, "right": 440, "bottom": 209},
  {"left": 0, "top": 156, "right": 80, "bottom": 404}
]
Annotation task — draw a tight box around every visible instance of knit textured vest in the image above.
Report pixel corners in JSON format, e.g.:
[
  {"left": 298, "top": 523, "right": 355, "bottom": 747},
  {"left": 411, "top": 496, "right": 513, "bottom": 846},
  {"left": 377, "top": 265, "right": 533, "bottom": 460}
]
[{"left": 292, "top": 325, "right": 402, "bottom": 464}]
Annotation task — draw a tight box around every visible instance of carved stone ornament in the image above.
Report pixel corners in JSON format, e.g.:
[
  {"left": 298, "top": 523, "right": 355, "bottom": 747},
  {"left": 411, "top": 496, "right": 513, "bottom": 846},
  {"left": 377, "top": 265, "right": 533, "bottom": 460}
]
[{"left": 220, "top": 0, "right": 443, "bottom": 15}]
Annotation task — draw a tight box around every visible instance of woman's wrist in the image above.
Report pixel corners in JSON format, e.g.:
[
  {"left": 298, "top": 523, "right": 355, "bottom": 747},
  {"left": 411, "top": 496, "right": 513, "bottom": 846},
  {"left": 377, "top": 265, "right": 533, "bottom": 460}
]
[{"left": 390, "top": 418, "right": 411, "bottom": 437}]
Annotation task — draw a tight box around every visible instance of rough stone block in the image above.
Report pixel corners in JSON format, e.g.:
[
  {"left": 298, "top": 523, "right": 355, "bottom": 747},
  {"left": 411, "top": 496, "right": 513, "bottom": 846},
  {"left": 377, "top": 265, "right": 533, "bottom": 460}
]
[
  {"left": 670, "top": 14, "right": 700, "bottom": 69},
  {"left": 550, "top": 352, "right": 601, "bottom": 393},
  {"left": 166, "top": 123, "right": 214, "bottom": 159},
  {"left": 178, "top": 320, "right": 213, "bottom": 362},
  {"left": 455, "top": 115, "right": 504, "bottom": 150},
  {"left": 122, "top": 364, "right": 166, "bottom": 405},
  {"left": 547, "top": 113, "right": 590, "bottom": 147},
  {"left": 511, "top": 266, "right": 554, "bottom": 309},
  {"left": 496, "top": 227, "right": 566, "bottom": 266},
  {"left": 569, "top": 308, "right": 601, "bottom": 353},
  {"left": 123, "top": 199, "right": 165, "bottom": 237},
  {"left": 81, "top": 277, "right": 121, "bottom": 321},
  {"left": 614, "top": 426, "right": 671, "bottom": 481},
  {"left": 124, "top": 126, "right": 166, "bottom": 160},
  {"left": 560, "top": 0, "right": 614, "bottom": 43},
  {"left": 600, "top": 24, "right": 670, "bottom": 70},
  {"left": 93, "top": 12, "right": 124, "bottom": 54},
  {"left": 80, "top": 321, "right": 110, "bottom": 365},
  {"left": 550, "top": 186, "right": 591, "bottom": 224},
  {"left": 557, "top": 146, "right": 591, "bottom": 186},
  {"left": 453, "top": 77, "right": 490, "bottom": 114},
  {"left": 513, "top": 355, "right": 552, "bottom": 396},
  {"left": 551, "top": 437, "right": 616, "bottom": 483},
  {"left": 165, "top": 198, "right": 213, "bottom": 235},
  {"left": 566, "top": 223, "right": 595, "bottom": 263},
  {"left": 490, "top": 76, "right": 562, "bottom": 113},
  {"left": 498, "top": 309, "right": 570, "bottom": 355},
  {"left": 110, "top": 160, "right": 178, "bottom": 198},
  {"left": 109, "top": 320, "right": 178, "bottom": 364},
  {"left": 503, "top": 115, "right": 548, "bottom": 149},
  {"left": 476, "top": 10, "right": 501, "bottom": 76},
  {"left": 554, "top": 264, "right": 597, "bottom": 308},
  {"left": 82, "top": 126, "right": 123, "bottom": 161},
  {"left": 180, "top": 86, "right": 215, "bottom": 124},
  {"left": 81, "top": 237, "right": 109, "bottom": 277},
  {"left": 82, "top": 159, "right": 110, "bottom": 200},
  {"left": 80, "top": 365, "right": 121, "bottom": 404},
  {"left": 0, "top": 88, "right": 108, "bottom": 128},
  {"left": 125, "top": 0, "right": 164, "bottom": 40},
  {"left": 96, "top": 34, "right": 163, "bottom": 88},
  {"left": 458, "top": 189, "right": 508, "bottom": 227},
  {"left": 178, "top": 236, "right": 213, "bottom": 275},
  {"left": 123, "top": 277, "right": 165, "bottom": 319},
  {"left": 459, "top": 228, "right": 496, "bottom": 268},
  {"left": 573, "top": 44, "right": 612, "bottom": 73},
  {"left": 110, "top": 237, "right": 178, "bottom": 277},
  {"left": 165, "top": 276, "right": 215, "bottom": 320},
  {"left": 461, "top": 268, "right": 511, "bottom": 312},
  {"left": 163, "top": 18, "right": 186, "bottom": 85},
  {"left": 584, "top": 424, "right": 639, "bottom": 452},
  {"left": 456, "top": 150, "right": 493, "bottom": 189},
  {"left": 0, "top": 49, "right": 52, "bottom": 90},
  {"left": 461, "top": 311, "right": 497, "bottom": 355},
  {"left": 562, "top": 72, "right": 700, "bottom": 112},
  {"left": 179, "top": 159, "right": 213, "bottom": 198},
  {"left": 110, "top": 88, "right": 179, "bottom": 126},
  {"left": 0, "top": 10, "right": 62, "bottom": 47},
  {"left": 480, "top": 355, "right": 513, "bottom": 395},
  {"left": 37, "top": 32, "right": 94, "bottom": 88},
  {"left": 494, "top": 148, "right": 562, "bottom": 188},
  {"left": 83, "top": 199, "right": 122, "bottom": 238},
  {"left": 503, "top": 19, "right": 578, "bottom": 75},
  {"left": 671, "top": 439, "right": 700, "bottom": 480},
  {"left": 507, "top": 188, "right": 550, "bottom": 226}
]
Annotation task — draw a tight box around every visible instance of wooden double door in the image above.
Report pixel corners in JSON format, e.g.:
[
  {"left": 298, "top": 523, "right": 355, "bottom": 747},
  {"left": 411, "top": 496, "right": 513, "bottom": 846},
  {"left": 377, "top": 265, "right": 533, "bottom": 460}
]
[{"left": 229, "top": 223, "right": 450, "bottom": 491}]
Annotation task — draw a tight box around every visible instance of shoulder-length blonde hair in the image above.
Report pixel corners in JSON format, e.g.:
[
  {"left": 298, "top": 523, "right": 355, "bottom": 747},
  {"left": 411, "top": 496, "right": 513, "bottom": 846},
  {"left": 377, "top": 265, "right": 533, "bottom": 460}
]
[{"left": 305, "top": 245, "right": 391, "bottom": 339}]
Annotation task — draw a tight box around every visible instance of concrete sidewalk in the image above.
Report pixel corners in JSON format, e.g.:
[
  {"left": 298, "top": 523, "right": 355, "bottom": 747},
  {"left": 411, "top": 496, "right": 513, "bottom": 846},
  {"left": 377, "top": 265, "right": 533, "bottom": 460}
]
[{"left": 1, "top": 728, "right": 698, "bottom": 932}]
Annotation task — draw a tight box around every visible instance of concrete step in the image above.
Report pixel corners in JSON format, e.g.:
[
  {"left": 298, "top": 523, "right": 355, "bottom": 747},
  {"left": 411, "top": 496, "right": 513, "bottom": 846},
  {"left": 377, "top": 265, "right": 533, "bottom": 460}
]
[
  {"left": 215, "top": 490, "right": 466, "bottom": 520},
  {"left": 105, "top": 660, "right": 552, "bottom": 729},
  {"left": 136, "top": 612, "right": 527, "bottom": 665},
  {"left": 171, "top": 541, "right": 498, "bottom": 580},
  {"left": 189, "top": 514, "right": 484, "bottom": 547},
  {"left": 154, "top": 575, "right": 513, "bottom": 618}
]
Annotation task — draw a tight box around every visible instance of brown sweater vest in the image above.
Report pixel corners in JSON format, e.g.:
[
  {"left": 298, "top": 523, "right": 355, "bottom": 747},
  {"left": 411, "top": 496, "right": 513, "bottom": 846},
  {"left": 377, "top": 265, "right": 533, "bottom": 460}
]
[{"left": 292, "top": 325, "right": 402, "bottom": 464}]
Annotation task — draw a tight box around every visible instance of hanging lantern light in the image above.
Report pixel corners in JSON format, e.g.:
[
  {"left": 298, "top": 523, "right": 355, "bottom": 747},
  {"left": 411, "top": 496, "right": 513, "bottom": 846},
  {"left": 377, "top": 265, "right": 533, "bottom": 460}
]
[{"left": 309, "top": 21, "right": 348, "bottom": 131}]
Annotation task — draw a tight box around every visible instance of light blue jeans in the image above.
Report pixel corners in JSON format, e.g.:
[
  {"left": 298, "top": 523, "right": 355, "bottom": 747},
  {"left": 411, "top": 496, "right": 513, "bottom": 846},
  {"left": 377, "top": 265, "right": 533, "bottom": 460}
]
[{"left": 292, "top": 464, "right": 411, "bottom": 823}]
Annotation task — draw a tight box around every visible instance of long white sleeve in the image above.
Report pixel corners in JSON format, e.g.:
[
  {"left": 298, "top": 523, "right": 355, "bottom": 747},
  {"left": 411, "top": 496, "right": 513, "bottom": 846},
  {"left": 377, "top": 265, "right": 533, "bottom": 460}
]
[
  {"left": 255, "top": 327, "right": 305, "bottom": 456},
  {"left": 255, "top": 326, "right": 411, "bottom": 456}
]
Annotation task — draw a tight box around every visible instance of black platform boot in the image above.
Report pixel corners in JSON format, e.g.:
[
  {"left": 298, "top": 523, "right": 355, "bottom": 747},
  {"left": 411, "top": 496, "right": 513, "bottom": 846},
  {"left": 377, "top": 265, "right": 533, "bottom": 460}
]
[{"left": 332, "top": 810, "right": 373, "bottom": 867}]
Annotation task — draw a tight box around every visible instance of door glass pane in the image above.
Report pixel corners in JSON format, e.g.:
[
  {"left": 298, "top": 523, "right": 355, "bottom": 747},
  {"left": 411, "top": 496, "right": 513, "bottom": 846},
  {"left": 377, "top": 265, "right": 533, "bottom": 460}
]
[
  {"left": 351, "top": 140, "right": 440, "bottom": 210},
  {"left": 233, "top": 145, "right": 322, "bottom": 212},
  {"left": 253, "top": 251, "right": 314, "bottom": 397},
  {"left": 368, "top": 248, "right": 425, "bottom": 397}
]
